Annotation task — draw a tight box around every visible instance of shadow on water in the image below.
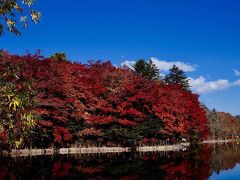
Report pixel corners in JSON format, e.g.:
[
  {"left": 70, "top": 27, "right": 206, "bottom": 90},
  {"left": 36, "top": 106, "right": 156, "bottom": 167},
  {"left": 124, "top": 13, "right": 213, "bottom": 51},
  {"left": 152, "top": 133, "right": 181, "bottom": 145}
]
[{"left": 0, "top": 143, "right": 240, "bottom": 179}]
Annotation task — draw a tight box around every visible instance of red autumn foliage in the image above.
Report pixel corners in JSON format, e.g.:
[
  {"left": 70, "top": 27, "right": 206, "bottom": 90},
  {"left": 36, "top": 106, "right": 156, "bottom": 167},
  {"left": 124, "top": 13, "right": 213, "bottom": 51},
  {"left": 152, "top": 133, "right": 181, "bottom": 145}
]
[
  {"left": 77, "top": 166, "right": 103, "bottom": 175},
  {"left": 0, "top": 130, "right": 8, "bottom": 144},
  {"left": 53, "top": 126, "right": 72, "bottom": 143},
  {"left": 0, "top": 52, "right": 210, "bottom": 147},
  {"left": 39, "top": 120, "right": 53, "bottom": 127},
  {"left": 78, "top": 128, "right": 103, "bottom": 137},
  {"left": 118, "top": 119, "right": 137, "bottom": 126}
]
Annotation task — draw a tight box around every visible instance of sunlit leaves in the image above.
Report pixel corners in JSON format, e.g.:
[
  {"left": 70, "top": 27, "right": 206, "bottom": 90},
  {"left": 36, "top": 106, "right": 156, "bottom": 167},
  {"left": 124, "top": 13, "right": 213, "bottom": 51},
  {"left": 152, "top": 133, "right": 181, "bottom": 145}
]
[
  {"left": 0, "top": 0, "right": 41, "bottom": 35},
  {"left": 0, "top": 56, "right": 36, "bottom": 148}
]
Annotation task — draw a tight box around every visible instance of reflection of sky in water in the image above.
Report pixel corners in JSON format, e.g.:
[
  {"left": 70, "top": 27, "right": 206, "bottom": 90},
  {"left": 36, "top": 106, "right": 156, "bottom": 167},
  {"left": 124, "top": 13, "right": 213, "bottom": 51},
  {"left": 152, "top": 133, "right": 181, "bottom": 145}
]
[{"left": 209, "top": 164, "right": 240, "bottom": 180}]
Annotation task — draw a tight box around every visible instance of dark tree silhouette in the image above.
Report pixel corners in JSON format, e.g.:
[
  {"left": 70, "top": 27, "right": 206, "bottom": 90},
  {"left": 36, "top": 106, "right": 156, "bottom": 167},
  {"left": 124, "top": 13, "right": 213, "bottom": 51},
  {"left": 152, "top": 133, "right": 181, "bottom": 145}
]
[
  {"left": 133, "top": 59, "right": 160, "bottom": 81},
  {"left": 164, "top": 65, "right": 190, "bottom": 91},
  {"left": 50, "top": 52, "right": 69, "bottom": 62}
]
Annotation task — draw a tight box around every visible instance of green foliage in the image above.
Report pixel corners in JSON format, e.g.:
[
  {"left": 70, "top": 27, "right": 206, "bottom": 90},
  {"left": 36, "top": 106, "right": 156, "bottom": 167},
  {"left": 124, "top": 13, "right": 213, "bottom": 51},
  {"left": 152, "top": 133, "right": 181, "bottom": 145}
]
[
  {"left": 207, "top": 108, "right": 218, "bottom": 138},
  {"left": 50, "top": 52, "right": 69, "bottom": 62},
  {"left": 0, "top": 0, "right": 41, "bottom": 35},
  {"left": 133, "top": 115, "right": 163, "bottom": 139},
  {"left": 164, "top": 65, "right": 190, "bottom": 91},
  {"left": 188, "top": 127, "right": 201, "bottom": 147},
  {"left": 0, "top": 62, "right": 36, "bottom": 148},
  {"left": 104, "top": 128, "right": 142, "bottom": 147},
  {"left": 133, "top": 59, "right": 160, "bottom": 81}
]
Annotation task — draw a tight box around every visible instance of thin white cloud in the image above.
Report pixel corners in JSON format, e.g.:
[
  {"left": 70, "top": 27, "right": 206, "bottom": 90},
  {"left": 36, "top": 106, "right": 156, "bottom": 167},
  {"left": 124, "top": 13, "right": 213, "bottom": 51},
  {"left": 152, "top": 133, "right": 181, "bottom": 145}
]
[
  {"left": 121, "top": 58, "right": 196, "bottom": 72},
  {"left": 121, "top": 58, "right": 240, "bottom": 94},
  {"left": 150, "top": 57, "right": 196, "bottom": 72},
  {"left": 189, "top": 76, "right": 240, "bottom": 93},
  {"left": 233, "top": 79, "right": 240, "bottom": 86},
  {"left": 120, "top": 60, "right": 135, "bottom": 69},
  {"left": 234, "top": 69, "right": 240, "bottom": 76}
]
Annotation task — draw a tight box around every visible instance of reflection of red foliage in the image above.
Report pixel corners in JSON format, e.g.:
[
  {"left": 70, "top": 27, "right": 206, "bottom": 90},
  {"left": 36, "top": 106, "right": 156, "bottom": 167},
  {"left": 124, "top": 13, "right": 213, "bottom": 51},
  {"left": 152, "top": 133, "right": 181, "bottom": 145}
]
[
  {"left": 52, "top": 161, "right": 72, "bottom": 178},
  {"left": 120, "top": 175, "right": 139, "bottom": 180},
  {"left": 77, "top": 166, "right": 103, "bottom": 175},
  {"left": 163, "top": 145, "right": 212, "bottom": 180},
  {"left": 0, "top": 168, "right": 7, "bottom": 180}
]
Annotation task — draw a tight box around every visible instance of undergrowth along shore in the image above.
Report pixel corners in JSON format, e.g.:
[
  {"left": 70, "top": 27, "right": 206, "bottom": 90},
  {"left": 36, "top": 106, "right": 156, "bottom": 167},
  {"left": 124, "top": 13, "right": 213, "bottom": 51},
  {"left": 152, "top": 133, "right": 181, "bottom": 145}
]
[{"left": 1, "top": 139, "right": 239, "bottom": 157}]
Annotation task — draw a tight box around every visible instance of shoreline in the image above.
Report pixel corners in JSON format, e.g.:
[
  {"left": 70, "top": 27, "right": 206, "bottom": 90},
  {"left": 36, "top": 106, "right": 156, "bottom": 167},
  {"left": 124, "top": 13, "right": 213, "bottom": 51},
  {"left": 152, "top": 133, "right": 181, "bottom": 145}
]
[
  {"left": 0, "top": 139, "right": 237, "bottom": 157},
  {"left": 1, "top": 144, "right": 189, "bottom": 157}
]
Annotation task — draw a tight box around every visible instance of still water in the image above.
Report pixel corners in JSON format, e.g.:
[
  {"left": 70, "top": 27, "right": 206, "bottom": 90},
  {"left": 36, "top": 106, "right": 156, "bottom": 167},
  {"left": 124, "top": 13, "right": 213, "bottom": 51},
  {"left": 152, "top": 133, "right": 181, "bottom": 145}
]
[{"left": 0, "top": 143, "right": 240, "bottom": 179}]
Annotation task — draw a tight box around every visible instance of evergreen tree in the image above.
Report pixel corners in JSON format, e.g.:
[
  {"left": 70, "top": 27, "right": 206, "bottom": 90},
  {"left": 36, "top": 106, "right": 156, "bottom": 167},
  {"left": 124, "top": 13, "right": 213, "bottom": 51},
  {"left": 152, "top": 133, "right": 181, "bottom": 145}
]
[
  {"left": 133, "top": 59, "right": 160, "bottom": 81},
  {"left": 207, "top": 108, "right": 218, "bottom": 139},
  {"left": 50, "top": 52, "right": 69, "bottom": 62},
  {"left": 164, "top": 65, "right": 190, "bottom": 90}
]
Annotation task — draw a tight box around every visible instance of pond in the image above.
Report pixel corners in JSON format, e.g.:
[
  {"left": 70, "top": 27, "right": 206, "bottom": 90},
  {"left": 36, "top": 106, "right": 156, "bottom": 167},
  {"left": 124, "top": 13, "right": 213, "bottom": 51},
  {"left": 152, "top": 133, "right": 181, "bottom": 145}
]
[{"left": 0, "top": 143, "right": 240, "bottom": 179}]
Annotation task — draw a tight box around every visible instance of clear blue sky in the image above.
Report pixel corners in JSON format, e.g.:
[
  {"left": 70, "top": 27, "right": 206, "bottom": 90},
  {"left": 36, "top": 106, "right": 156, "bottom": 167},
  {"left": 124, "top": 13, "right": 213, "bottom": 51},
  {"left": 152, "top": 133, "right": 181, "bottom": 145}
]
[{"left": 1, "top": 0, "right": 240, "bottom": 115}]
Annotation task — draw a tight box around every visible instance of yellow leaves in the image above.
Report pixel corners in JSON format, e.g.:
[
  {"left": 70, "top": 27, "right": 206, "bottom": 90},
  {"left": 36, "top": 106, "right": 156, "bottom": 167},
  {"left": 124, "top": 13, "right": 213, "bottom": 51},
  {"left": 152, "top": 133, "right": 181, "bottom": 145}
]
[
  {"left": 19, "top": 112, "right": 36, "bottom": 137},
  {"left": 0, "top": 124, "right": 3, "bottom": 131},
  {"left": 15, "top": 138, "right": 23, "bottom": 148},
  {"left": 25, "top": 113, "right": 35, "bottom": 127},
  {"left": 8, "top": 119, "right": 14, "bottom": 129},
  {"left": 22, "top": 0, "right": 35, "bottom": 7},
  {"left": 7, "top": 94, "right": 11, "bottom": 101},
  {"left": 8, "top": 96, "right": 22, "bottom": 111},
  {"left": 1, "top": 61, "right": 36, "bottom": 149},
  {"left": 30, "top": 10, "right": 41, "bottom": 23},
  {"left": 6, "top": 18, "right": 16, "bottom": 28},
  {"left": 13, "top": 2, "right": 22, "bottom": 12}
]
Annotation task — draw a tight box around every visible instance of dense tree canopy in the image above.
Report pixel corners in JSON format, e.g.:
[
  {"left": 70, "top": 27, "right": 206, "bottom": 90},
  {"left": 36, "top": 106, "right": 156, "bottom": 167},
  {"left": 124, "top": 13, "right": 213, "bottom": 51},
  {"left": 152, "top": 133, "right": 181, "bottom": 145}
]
[
  {"left": 0, "top": 0, "right": 41, "bottom": 35},
  {"left": 0, "top": 52, "right": 209, "bottom": 149}
]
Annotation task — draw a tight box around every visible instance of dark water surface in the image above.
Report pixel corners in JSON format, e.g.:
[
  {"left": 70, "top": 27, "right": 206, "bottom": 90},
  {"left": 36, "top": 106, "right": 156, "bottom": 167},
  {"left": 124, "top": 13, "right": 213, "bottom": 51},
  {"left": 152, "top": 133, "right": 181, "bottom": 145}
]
[{"left": 1, "top": 143, "right": 240, "bottom": 180}]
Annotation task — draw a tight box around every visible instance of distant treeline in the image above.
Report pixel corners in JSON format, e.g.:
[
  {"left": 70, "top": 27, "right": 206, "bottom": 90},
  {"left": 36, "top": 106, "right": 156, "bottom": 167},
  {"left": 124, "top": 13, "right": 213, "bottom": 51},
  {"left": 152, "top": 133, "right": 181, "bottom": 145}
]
[{"left": 206, "top": 108, "right": 240, "bottom": 140}]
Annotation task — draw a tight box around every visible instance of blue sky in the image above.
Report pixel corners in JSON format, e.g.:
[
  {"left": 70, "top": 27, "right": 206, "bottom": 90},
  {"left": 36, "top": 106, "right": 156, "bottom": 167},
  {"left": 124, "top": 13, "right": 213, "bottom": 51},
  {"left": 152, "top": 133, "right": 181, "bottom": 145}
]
[
  {"left": 210, "top": 164, "right": 240, "bottom": 180},
  {"left": 1, "top": 0, "right": 240, "bottom": 115}
]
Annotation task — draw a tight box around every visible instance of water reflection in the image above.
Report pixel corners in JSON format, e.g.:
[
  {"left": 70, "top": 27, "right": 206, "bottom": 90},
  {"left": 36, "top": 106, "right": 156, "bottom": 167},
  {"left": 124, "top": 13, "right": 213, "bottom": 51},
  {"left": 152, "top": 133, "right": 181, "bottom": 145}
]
[{"left": 0, "top": 143, "right": 240, "bottom": 179}]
